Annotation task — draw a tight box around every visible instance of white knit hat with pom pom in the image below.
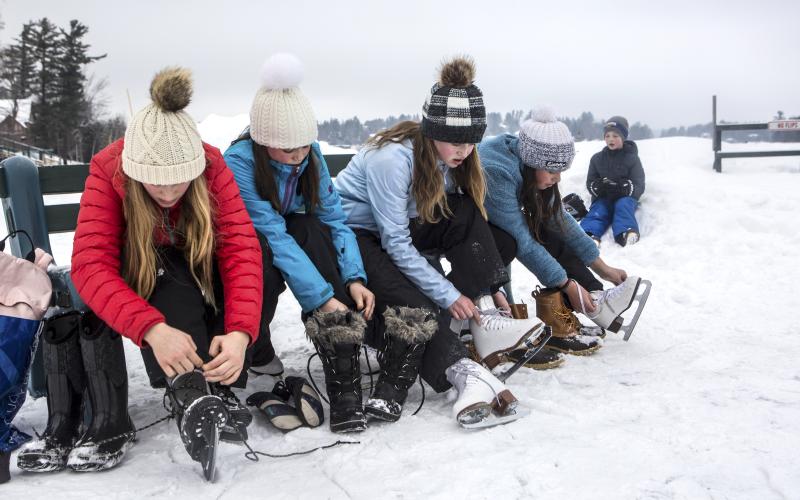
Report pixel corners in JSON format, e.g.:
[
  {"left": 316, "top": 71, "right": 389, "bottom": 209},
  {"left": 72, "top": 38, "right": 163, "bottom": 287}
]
[
  {"left": 518, "top": 106, "right": 575, "bottom": 172},
  {"left": 122, "top": 67, "right": 206, "bottom": 185},
  {"left": 249, "top": 53, "right": 318, "bottom": 149}
]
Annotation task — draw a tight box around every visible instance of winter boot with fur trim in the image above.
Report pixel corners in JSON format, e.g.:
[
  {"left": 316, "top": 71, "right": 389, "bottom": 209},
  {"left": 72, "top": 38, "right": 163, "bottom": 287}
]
[
  {"left": 306, "top": 310, "right": 367, "bottom": 433},
  {"left": 470, "top": 295, "right": 547, "bottom": 369},
  {"left": 445, "top": 358, "right": 526, "bottom": 429},
  {"left": 17, "top": 312, "right": 86, "bottom": 472},
  {"left": 533, "top": 287, "right": 602, "bottom": 356},
  {"left": 67, "top": 316, "right": 135, "bottom": 472},
  {"left": 365, "top": 307, "right": 436, "bottom": 422},
  {"left": 167, "top": 370, "right": 229, "bottom": 482}
]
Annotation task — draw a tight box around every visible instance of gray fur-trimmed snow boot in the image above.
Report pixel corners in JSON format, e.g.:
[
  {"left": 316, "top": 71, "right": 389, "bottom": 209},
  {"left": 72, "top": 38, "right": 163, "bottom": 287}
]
[
  {"left": 365, "top": 307, "right": 436, "bottom": 422},
  {"left": 305, "top": 310, "right": 367, "bottom": 433}
]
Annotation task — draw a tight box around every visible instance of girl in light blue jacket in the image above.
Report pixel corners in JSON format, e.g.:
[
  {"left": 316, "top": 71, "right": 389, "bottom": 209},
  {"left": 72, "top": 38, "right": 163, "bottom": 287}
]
[
  {"left": 336, "top": 57, "right": 542, "bottom": 429},
  {"left": 225, "top": 54, "right": 374, "bottom": 433}
]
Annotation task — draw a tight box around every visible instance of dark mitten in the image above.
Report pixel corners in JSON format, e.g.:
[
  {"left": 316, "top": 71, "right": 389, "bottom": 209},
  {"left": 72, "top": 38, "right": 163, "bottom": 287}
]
[
  {"left": 562, "top": 193, "right": 588, "bottom": 220},
  {"left": 588, "top": 179, "right": 606, "bottom": 198},
  {"left": 618, "top": 179, "right": 634, "bottom": 198}
]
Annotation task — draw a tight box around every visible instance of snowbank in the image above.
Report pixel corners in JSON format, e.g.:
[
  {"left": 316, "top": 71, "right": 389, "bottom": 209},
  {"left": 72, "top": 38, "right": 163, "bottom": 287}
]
[{"left": 4, "top": 138, "right": 800, "bottom": 499}]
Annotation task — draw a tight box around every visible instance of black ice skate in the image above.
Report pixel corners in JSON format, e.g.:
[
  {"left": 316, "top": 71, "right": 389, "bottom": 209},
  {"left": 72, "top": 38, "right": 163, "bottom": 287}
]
[{"left": 168, "top": 370, "right": 229, "bottom": 482}]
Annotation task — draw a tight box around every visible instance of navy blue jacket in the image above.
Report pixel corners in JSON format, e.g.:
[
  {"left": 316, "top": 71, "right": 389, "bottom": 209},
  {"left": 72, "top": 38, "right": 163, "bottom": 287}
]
[{"left": 586, "top": 141, "right": 645, "bottom": 201}]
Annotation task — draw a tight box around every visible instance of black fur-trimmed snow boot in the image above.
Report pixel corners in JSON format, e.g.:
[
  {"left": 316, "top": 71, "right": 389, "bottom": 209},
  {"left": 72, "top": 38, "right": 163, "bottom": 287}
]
[
  {"left": 17, "top": 312, "right": 85, "bottom": 472},
  {"left": 167, "top": 370, "right": 229, "bottom": 482},
  {"left": 67, "top": 314, "right": 135, "bottom": 472},
  {"left": 305, "top": 310, "right": 367, "bottom": 433},
  {"left": 365, "top": 307, "right": 436, "bottom": 422}
]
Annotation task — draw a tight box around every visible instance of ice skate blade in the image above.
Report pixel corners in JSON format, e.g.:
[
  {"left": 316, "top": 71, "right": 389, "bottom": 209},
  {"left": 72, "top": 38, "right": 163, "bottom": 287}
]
[
  {"left": 459, "top": 406, "right": 529, "bottom": 429},
  {"left": 201, "top": 424, "right": 219, "bottom": 482},
  {"left": 482, "top": 322, "right": 546, "bottom": 369},
  {"left": 621, "top": 279, "right": 652, "bottom": 341}
]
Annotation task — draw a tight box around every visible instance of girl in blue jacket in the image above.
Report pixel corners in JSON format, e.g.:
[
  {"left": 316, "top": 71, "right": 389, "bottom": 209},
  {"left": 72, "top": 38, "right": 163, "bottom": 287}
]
[
  {"left": 224, "top": 54, "right": 374, "bottom": 433},
  {"left": 336, "top": 57, "right": 543, "bottom": 429},
  {"left": 479, "top": 109, "right": 633, "bottom": 353}
]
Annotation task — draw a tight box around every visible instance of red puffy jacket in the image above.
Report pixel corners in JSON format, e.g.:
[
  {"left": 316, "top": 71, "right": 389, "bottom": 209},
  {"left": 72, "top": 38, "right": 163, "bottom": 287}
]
[{"left": 71, "top": 139, "right": 263, "bottom": 347}]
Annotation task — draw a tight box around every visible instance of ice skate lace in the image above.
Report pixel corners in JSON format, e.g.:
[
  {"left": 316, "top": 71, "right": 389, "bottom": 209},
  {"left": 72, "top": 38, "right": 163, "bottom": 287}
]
[
  {"left": 478, "top": 307, "right": 515, "bottom": 331},
  {"left": 449, "top": 361, "right": 503, "bottom": 406}
]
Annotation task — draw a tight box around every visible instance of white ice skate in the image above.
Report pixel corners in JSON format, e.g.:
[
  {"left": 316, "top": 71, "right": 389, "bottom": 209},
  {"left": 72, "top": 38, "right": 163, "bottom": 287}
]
[
  {"left": 446, "top": 358, "right": 528, "bottom": 429},
  {"left": 581, "top": 276, "right": 652, "bottom": 341},
  {"left": 470, "top": 296, "right": 547, "bottom": 369}
]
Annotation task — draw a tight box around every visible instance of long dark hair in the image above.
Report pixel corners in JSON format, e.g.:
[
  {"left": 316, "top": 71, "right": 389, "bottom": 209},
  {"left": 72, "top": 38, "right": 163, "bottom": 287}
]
[
  {"left": 520, "top": 167, "right": 565, "bottom": 242},
  {"left": 250, "top": 139, "right": 320, "bottom": 214}
]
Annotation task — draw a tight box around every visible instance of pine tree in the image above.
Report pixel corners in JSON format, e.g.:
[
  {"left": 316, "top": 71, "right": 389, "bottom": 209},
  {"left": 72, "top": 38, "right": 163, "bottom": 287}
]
[
  {"left": 54, "top": 19, "right": 106, "bottom": 160},
  {"left": 26, "top": 18, "right": 62, "bottom": 153},
  {"left": 0, "top": 22, "right": 36, "bottom": 120}
]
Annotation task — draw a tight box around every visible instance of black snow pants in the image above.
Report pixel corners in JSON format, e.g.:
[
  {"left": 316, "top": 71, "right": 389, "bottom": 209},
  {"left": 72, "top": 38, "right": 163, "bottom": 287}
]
[{"left": 356, "top": 194, "right": 517, "bottom": 392}]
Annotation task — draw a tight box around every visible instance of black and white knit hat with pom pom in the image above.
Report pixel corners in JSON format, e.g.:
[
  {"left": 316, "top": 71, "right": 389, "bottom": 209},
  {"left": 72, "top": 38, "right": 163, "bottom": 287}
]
[
  {"left": 249, "top": 53, "right": 318, "bottom": 149},
  {"left": 421, "top": 56, "right": 487, "bottom": 144},
  {"left": 123, "top": 67, "right": 206, "bottom": 185},
  {"left": 518, "top": 106, "right": 575, "bottom": 172}
]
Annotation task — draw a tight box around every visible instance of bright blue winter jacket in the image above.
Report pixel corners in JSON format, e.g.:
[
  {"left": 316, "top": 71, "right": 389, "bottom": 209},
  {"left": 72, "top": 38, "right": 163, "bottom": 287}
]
[
  {"left": 335, "top": 140, "right": 461, "bottom": 309},
  {"left": 478, "top": 134, "right": 600, "bottom": 288},
  {"left": 224, "top": 140, "right": 366, "bottom": 312}
]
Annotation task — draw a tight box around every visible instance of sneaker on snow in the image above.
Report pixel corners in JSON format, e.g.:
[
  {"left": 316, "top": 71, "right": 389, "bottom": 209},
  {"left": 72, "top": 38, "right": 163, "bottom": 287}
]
[{"left": 248, "top": 356, "right": 284, "bottom": 377}]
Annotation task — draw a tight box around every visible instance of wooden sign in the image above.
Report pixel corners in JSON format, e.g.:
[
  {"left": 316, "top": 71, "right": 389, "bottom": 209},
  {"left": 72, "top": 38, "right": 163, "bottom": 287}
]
[{"left": 768, "top": 120, "right": 800, "bottom": 131}]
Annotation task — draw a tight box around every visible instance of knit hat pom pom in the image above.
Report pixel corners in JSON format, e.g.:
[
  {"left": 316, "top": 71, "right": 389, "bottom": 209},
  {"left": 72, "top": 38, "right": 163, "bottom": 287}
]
[
  {"left": 532, "top": 106, "right": 557, "bottom": 123},
  {"left": 438, "top": 56, "right": 476, "bottom": 88},
  {"left": 260, "top": 53, "right": 305, "bottom": 90},
  {"left": 149, "top": 67, "right": 193, "bottom": 112}
]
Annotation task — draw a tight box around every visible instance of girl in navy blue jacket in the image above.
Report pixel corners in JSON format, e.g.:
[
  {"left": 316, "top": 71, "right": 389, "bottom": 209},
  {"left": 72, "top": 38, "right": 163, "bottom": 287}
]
[{"left": 225, "top": 54, "right": 374, "bottom": 433}]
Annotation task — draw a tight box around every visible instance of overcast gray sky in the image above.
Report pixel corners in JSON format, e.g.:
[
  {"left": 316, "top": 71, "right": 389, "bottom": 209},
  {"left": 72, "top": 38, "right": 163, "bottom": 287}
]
[{"left": 2, "top": 0, "right": 799, "bottom": 131}]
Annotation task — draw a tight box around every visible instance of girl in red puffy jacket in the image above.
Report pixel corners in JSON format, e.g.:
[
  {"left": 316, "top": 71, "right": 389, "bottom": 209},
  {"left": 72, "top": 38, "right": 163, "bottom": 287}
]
[{"left": 69, "top": 67, "right": 263, "bottom": 478}]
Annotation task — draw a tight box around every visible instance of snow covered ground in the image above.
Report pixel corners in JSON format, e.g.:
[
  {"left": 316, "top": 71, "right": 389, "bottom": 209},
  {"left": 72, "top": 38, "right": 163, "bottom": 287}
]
[{"left": 3, "top": 137, "right": 800, "bottom": 499}]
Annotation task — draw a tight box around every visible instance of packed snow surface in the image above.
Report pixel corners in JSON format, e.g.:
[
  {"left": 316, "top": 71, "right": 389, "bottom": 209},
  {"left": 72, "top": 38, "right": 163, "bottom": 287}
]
[{"left": 3, "top": 136, "right": 799, "bottom": 499}]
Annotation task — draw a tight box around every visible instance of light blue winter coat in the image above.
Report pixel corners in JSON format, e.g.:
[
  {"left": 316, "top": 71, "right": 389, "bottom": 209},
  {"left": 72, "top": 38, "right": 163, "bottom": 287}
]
[
  {"left": 478, "top": 134, "right": 600, "bottom": 287},
  {"left": 224, "top": 139, "right": 366, "bottom": 312},
  {"left": 335, "top": 140, "right": 461, "bottom": 309}
]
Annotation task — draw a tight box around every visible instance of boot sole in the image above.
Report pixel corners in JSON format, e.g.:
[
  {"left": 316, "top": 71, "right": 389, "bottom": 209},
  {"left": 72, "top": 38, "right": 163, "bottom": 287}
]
[
  {"left": 67, "top": 438, "right": 135, "bottom": 472},
  {"left": 330, "top": 420, "right": 368, "bottom": 433},
  {"left": 481, "top": 323, "right": 545, "bottom": 370},
  {"left": 545, "top": 343, "right": 603, "bottom": 356},
  {"left": 364, "top": 398, "right": 402, "bottom": 422}
]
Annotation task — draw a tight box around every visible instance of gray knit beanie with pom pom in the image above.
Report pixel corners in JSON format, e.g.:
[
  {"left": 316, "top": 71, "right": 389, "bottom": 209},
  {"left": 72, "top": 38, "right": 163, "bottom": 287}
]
[
  {"left": 122, "top": 67, "right": 206, "bottom": 185},
  {"left": 518, "top": 107, "right": 575, "bottom": 172}
]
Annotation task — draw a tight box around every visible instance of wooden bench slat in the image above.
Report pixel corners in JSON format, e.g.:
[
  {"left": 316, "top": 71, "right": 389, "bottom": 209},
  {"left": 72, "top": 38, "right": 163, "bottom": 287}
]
[{"left": 44, "top": 204, "right": 82, "bottom": 233}]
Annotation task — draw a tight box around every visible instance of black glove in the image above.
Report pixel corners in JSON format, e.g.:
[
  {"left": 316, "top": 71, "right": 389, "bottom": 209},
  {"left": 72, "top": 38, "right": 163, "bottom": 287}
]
[
  {"left": 589, "top": 177, "right": 617, "bottom": 198},
  {"left": 562, "top": 193, "right": 588, "bottom": 220},
  {"left": 608, "top": 179, "right": 634, "bottom": 200}
]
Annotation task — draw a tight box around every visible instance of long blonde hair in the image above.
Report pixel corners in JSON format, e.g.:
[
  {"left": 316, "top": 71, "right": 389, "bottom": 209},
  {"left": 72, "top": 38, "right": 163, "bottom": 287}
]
[
  {"left": 366, "top": 121, "right": 487, "bottom": 224},
  {"left": 121, "top": 166, "right": 216, "bottom": 307}
]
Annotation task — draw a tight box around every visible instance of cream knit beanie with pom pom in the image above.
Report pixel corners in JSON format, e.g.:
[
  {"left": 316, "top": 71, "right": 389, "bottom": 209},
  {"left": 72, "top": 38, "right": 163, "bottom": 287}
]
[
  {"left": 249, "top": 53, "right": 318, "bottom": 149},
  {"left": 122, "top": 67, "right": 206, "bottom": 185}
]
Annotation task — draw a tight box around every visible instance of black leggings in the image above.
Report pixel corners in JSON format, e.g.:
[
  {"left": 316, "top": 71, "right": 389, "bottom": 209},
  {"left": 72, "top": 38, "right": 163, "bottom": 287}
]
[
  {"left": 540, "top": 227, "right": 603, "bottom": 292},
  {"left": 253, "top": 214, "right": 354, "bottom": 365}
]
